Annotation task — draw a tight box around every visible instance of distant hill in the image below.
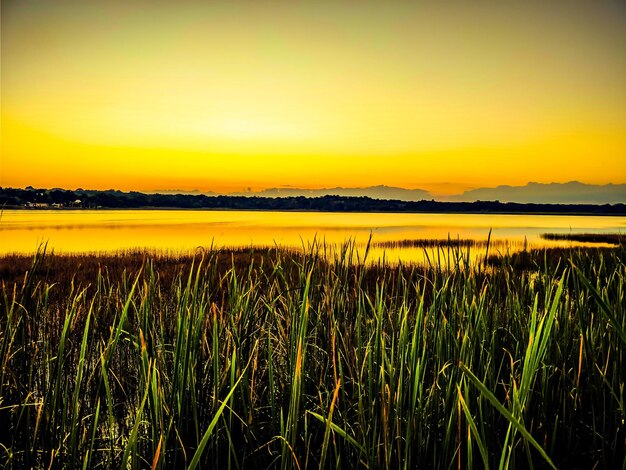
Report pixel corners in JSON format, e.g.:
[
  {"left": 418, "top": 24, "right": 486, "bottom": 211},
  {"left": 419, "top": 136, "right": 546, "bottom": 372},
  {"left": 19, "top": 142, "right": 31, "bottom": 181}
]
[
  {"left": 226, "top": 182, "right": 626, "bottom": 204},
  {"left": 448, "top": 182, "right": 626, "bottom": 204},
  {"left": 150, "top": 189, "right": 214, "bottom": 195},
  {"left": 230, "top": 185, "right": 433, "bottom": 201}
]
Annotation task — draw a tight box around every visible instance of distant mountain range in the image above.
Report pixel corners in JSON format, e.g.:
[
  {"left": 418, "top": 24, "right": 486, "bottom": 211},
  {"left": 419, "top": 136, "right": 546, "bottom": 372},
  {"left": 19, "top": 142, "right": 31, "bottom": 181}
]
[
  {"left": 449, "top": 182, "right": 626, "bottom": 204},
  {"left": 130, "top": 182, "right": 626, "bottom": 204},
  {"left": 225, "top": 182, "right": 626, "bottom": 205},
  {"left": 230, "top": 185, "right": 432, "bottom": 201}
]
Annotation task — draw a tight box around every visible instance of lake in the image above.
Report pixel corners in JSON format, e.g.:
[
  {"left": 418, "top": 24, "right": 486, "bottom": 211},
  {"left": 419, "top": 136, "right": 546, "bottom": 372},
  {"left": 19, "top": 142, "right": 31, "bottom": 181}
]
[{"left": 1, "top": 210, "right": 624, "bottom": 263}]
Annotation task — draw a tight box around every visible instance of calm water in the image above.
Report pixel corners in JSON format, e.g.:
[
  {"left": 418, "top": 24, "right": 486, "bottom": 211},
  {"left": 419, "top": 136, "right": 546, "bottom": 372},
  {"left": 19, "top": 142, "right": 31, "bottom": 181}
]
[{"left": 1, "top": 210, "right": 624, "bottom": 263}]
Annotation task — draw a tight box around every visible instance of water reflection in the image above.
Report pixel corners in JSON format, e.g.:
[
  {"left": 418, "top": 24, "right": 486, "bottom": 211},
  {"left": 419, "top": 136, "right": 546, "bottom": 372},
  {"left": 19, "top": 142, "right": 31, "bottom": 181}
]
[{"left": 1, "top": 210, "right": 624, "bottom": 263}]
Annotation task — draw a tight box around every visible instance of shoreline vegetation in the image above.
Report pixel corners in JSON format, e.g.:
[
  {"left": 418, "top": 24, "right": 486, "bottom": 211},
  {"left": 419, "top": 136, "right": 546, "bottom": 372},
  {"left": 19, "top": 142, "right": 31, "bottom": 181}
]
[
  {"left": 2, "top": 186, "right": 626, "bottom": 215},
  {"left": 377, "top": 233, "right": 625, "bottom": 249},
  {"left": 1, "top": 242, "right": 624, "bottom": 468},
  {"left": 540, "top": 232, "right": 626, "bottom": 244}
]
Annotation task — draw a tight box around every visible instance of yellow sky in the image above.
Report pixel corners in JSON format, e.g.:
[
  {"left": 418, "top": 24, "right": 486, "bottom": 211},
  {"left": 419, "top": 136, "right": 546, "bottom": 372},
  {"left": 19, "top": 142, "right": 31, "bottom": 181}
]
[{"left": 2, "top": 1, "right": 625, "bottom": 195}]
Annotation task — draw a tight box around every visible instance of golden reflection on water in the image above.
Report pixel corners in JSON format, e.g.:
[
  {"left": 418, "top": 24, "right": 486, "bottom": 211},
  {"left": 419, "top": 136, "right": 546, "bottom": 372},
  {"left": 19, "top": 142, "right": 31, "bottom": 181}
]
[{"left": 1, "top": 210, "right": 624, "bottom": 263}]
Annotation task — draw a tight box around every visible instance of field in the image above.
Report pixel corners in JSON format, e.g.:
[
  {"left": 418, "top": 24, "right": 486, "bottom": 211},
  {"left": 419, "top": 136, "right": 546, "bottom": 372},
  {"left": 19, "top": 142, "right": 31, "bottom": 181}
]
[{"left": 0, "top": 242, "right": 624, "bottom": 469}]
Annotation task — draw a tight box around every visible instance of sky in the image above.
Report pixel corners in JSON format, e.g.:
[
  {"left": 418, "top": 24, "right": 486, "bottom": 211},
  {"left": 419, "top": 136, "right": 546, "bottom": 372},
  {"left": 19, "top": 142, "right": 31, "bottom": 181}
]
[{"left": 2, "top": 0, "right": 625, "bottom": 195}]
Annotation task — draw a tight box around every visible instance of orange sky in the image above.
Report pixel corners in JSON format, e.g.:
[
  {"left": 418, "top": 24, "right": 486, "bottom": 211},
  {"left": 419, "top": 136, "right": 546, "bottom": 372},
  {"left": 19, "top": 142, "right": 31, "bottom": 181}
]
[{"left": 2, "top": 1, "right": 625, "bottom": 195}]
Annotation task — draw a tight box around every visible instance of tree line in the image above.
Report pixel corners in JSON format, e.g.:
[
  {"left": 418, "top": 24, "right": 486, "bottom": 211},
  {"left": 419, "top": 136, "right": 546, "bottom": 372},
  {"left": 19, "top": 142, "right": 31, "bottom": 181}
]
[{"left": 1, "top": 186, "right": 625, "bottom": 215}]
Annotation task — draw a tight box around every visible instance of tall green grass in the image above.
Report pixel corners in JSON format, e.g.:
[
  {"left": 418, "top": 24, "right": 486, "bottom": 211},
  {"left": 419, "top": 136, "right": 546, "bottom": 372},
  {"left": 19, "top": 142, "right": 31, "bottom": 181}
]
[{"left": 0, "top": 243, "right": 624, "bottom": 468}]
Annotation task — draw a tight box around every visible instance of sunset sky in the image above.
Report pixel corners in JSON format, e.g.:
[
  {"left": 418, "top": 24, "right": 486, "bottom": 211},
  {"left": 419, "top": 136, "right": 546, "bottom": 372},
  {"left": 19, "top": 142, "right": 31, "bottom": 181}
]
[{"left": 2, "top": 0, "right": 625, "bottom": 195}]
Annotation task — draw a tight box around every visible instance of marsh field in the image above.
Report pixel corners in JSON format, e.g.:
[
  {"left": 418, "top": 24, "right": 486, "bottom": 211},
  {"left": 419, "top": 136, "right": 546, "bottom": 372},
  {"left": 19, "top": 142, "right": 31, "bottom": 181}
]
[
  {"left": 0, "top": 211, "right": 625, "bottom": 469},
  {"left": 0, "top": 210, "right": 626, "bottom": 469}
]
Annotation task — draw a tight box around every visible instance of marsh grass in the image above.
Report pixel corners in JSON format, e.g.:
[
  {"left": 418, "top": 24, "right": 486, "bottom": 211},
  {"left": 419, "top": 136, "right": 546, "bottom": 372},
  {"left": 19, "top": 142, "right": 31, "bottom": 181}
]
[
  {"left": 0, "top": 243, "right": 624, "bottom": 468},
  {"left": 541, "top": 232, "right": 625, "bottom": 245}
]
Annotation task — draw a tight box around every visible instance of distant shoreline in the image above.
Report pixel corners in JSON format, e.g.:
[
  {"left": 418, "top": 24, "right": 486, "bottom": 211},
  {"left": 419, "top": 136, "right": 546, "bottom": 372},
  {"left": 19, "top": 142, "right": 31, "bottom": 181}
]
[
  {"left": 2, "top": 187, "right": 625, "bottom": 216},
  {"left": 3, "top": 206, "right": 625, "bottom": 217}
]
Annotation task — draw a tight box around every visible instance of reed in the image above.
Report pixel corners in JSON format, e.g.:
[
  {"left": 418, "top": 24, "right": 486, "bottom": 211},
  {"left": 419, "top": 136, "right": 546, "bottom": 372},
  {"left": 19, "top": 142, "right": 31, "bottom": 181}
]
[{"left": 0, "top": 243, "right": 624, "bottom": 468}]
